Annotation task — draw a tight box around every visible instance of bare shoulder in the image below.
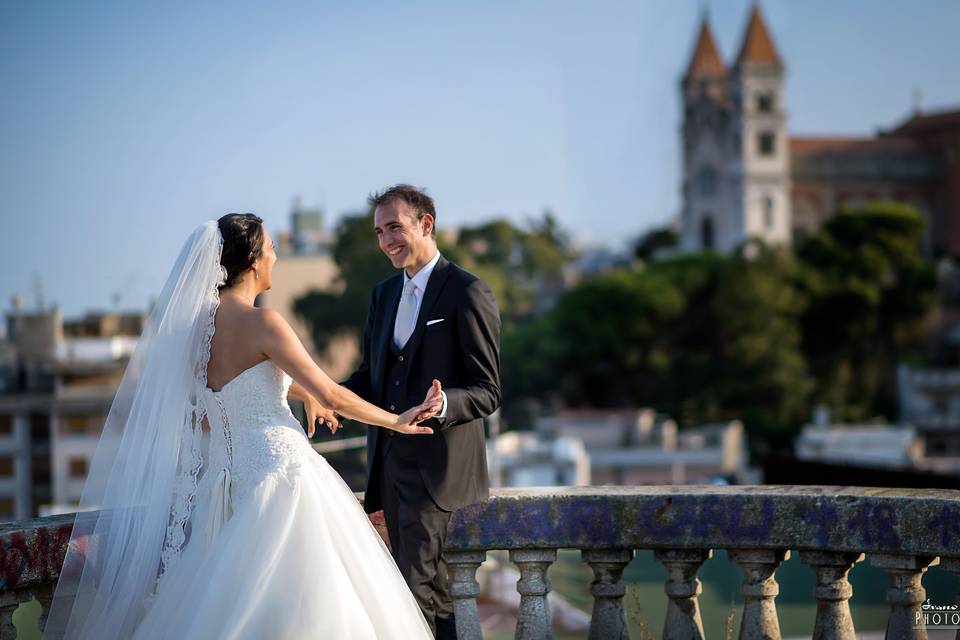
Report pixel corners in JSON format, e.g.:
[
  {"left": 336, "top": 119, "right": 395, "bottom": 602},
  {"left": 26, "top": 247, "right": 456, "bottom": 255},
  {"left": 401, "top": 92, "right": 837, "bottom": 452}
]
[
  {"left": 243, "top": 308, "right": 297, "bottom": 357},
  {"left": 251, "top": 307, "right": 289, "bottom": 335}
]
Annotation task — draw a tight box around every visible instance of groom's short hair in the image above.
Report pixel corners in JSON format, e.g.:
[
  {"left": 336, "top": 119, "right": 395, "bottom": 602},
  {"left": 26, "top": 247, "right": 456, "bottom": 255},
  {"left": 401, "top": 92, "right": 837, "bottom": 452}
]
[{"left": 369, "top": 184, "right": 436, "bottom": 237}]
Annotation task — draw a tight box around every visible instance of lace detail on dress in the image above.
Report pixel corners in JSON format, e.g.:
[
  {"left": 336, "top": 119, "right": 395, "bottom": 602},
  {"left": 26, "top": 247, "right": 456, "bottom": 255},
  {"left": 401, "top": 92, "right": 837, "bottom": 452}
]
[
  {"left": 213, "top": 393, "right": 234, "bottom": 467},
  {"left": 229, "top": 421, "right": 304, "bottom": 504},
  {"left": 157, "top": 402, "right": 206, "bottom": 578},
  {"left": 154, "top": 356, "right": 305, "bottom": 607},
  {"left": 155, "top": 230, "right": 223, "bottom": 587},
  {"left": 200, "top": 361, "right": 304, "bottom": 505}
]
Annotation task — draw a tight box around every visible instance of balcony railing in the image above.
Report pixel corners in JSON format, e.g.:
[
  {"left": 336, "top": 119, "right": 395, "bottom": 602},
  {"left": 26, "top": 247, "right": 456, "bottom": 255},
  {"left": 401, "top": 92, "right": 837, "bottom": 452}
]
[{"left": 1, "top": 486, "right": 959, "bottom": 639}]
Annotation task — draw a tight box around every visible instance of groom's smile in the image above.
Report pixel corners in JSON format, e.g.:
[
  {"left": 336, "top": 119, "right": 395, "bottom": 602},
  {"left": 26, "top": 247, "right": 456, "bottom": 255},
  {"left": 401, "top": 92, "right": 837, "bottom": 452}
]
[{"left": 374, "top": 196, "right": 438, "bottom": 277}]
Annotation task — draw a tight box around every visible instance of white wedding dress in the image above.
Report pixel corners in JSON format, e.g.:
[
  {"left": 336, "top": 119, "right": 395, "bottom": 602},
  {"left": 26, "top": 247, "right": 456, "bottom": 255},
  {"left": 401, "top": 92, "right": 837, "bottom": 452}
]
[{"left": 131, "top": 359, "right": 432, "bottom": 639}]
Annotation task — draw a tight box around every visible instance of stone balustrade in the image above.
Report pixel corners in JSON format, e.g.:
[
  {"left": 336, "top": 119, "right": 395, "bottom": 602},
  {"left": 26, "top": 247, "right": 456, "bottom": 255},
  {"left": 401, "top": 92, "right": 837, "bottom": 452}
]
[{"left": 2, "top": 486, "right": 960, "bottom": 639}]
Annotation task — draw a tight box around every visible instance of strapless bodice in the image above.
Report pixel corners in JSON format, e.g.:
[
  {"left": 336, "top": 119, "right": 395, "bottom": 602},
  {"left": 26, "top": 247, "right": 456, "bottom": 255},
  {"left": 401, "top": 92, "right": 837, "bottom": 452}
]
[{"left": 201, "top": 360, "right": 310, "bottom": 503}]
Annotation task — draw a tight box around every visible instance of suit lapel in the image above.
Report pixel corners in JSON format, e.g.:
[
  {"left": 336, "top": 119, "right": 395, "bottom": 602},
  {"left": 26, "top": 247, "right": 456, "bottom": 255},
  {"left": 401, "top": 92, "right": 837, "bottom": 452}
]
[
  {"left": 403, "top": 256, "right": 452, "bottom": 366},
  {"left": 373, "top": 276, "right": 403, "bottom": 399}
]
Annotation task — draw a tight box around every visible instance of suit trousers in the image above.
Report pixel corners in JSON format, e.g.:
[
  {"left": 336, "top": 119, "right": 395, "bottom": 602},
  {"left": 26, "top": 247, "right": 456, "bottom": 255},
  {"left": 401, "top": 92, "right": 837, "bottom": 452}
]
[{"left": 379, "top": 438, "right": 456, "bottom": 639}]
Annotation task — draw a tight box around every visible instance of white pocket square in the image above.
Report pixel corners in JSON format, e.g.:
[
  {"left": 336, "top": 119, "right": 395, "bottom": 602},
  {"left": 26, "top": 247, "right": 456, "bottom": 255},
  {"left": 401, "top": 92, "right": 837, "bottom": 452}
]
[{"left": 426, "top": 318, "right": 445, "bottom": 326}]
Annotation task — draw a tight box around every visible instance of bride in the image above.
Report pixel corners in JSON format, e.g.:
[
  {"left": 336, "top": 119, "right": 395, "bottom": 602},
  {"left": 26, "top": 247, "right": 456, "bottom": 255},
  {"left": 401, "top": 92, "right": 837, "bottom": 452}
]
[{"left": 45, "top": 214, "right": 438, "bottom": 639}]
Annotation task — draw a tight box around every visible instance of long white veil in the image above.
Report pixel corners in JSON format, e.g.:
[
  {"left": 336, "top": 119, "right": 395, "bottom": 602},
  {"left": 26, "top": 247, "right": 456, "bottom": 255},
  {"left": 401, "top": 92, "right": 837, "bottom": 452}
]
[{"left": 45, "top": 221, "right": 224, "bottom": 639}]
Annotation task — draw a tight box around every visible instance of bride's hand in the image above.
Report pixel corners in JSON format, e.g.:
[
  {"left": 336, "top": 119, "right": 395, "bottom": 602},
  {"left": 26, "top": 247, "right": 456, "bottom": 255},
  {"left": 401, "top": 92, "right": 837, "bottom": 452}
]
[
  {"left": 422, "top": 378, "right": 443, "bottom": 411},
  {"left": 393, "top": 380, "right": 443, "bottom": 435},
  {"left": 304, "top": 395, "right": 340, "bottom": 437}
]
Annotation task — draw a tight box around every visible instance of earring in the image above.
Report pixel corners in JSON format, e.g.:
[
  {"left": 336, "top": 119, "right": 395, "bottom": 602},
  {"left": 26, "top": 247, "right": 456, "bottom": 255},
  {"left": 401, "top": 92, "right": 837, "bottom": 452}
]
[{"left": 254, "top": 269, "right": 260, "bottom": 281}]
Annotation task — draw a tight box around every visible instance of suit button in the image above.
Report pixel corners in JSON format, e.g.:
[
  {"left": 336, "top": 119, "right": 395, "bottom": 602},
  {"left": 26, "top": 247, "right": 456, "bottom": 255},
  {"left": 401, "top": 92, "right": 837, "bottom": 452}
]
[
  {"left": 389, "top": 404, "right": 396, "bottom": 411},
  {"left": 394, "top": 380, "right": 400, "bottom": 386},
  {"left": 398, "top": 355, "right": 404, "bottom": 362}
]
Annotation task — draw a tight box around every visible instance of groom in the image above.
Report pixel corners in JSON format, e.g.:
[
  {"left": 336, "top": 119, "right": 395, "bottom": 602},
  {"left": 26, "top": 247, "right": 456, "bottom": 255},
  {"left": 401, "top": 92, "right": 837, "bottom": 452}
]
[{"left": 342, "top": 184, "right": 500, "bottom": 639}]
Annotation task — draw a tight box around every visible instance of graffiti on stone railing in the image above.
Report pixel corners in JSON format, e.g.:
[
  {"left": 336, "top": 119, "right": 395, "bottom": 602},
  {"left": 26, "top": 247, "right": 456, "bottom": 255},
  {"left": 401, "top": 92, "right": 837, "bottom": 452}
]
[
  {"left": 928, "top": 504, "right": 960, "bottom": 547},
  {"left": 642, "top": 495, "right": 915, "bottom": 549},
  {"left": 451, "top": 497, "right": 620, "bottom": 546},
  {"left": 639, "top": 495, "right": 775, "bottom": 544},
  {"left": 448, "top": 491, "right": 955, "bottom": 553},
  {"left": 803, "top": 501, "right": 903, "bottom": 550},
  {"left": 800, "top": 502, "right": 839, "bottom": 547},
  {"left": 0, "top": 524, "right": 72, "bottom": 590},
  {"left": 452, "top": 494, "right": 782, "bottom": 546},
  {"left": 558, "top": 497, "right": 619, "bottom": 544},
  {"left": 845, "top": 503, "right": 901, "bottom": 548}
]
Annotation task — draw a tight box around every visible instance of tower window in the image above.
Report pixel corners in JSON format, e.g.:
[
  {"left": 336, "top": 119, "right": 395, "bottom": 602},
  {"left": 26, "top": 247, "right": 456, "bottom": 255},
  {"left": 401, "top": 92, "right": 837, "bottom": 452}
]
[
  {"left": 757, "top": 92, "right": 774, "bottom": 112},
  {"left": 701, "top": 216, "right": 715, "bottom": 250},
  {"left": 758, "top": 132, "right": 776, "bottom": 157},
  {"left": 763, "top": 196, "right": 775, "bottom": 229}
]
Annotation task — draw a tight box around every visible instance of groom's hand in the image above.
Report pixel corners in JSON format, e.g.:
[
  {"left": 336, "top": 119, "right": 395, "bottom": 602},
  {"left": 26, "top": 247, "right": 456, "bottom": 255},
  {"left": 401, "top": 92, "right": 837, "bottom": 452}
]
[{"left": 393, "top": 380, "right": 444, "bottom": 433}]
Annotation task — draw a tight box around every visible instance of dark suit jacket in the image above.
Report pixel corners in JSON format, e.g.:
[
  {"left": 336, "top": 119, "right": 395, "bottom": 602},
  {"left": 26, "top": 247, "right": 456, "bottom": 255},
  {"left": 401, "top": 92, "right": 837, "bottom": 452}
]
[{"left": 342, "top": 256, "right": 500, "bottom": 513}]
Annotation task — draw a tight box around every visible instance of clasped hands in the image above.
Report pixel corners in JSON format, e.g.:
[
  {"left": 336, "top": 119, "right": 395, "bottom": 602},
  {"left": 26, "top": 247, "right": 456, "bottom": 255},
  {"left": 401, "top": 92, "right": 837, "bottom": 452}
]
[{"left": 304, "top": 379, "right": 443, "bottom": 437}]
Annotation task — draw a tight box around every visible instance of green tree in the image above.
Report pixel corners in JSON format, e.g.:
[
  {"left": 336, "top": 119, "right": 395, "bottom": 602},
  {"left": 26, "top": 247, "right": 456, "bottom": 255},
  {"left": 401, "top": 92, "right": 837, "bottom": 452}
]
[
  {"left": 550, "top": 267, "right": 685, "bottom": 407},
  {"left": 634, "top": 226, "right": 679, "bottom": 261},
  {"left": 502, "top": 246, "right": 812, "bottom": 448},
  {"left": 705, "top": 245, "right": 811, "bottom": 448},
  {"left": 501, "top": 202, "right": 936, "bottom": 447},
  {"left": 450, "top": 212, "right": 575, "bottom": 324},
  {"left": 796, "top": 202, "right": 936, "bottom": 420},
  {"left": 294, "top": 209, "right": 394, "bottom": 352}
]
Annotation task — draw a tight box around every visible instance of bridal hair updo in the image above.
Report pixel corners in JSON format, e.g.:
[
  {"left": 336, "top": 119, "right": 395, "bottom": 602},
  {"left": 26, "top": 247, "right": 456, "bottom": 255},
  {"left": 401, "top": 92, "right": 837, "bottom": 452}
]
[{"left": 217, "top": 213, "right": 265, "bottom": 289}]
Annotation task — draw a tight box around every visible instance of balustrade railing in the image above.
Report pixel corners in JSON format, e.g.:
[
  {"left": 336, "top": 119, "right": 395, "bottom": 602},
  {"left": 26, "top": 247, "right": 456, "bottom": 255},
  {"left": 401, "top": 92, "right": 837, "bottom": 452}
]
[{"left": 2, "top": 486, "right": 960, "bottom": 639}]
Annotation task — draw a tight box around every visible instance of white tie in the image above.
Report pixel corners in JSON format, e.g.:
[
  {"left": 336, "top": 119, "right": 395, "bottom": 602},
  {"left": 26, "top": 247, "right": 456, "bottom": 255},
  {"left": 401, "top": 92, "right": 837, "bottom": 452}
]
[{"left": 393, "top": 280, "right": 418, "bottom": 349}]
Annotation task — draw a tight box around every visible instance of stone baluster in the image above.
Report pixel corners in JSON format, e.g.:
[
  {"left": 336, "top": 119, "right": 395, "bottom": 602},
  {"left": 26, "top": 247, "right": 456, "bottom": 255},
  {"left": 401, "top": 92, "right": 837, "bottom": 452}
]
[
  {"left": 870, "top": 554, "right": 939, "bottom": 640},
  {"left": 446, "top": 551, "right": 486, "bottom": 640},
  {"left": 729, "top": 549, "right": 789, "bottom": 640},
  {"left": 937, "top": 557, "right": 960, "bottom": 640},
  {"left": 509, "top": 549, "right": 556, "bottom": 640},
  {"left": 654, "top": 548, "right": 712, "bottom": 640},
  {"left": 798, "top": 551, "right": 863, "bottom": 640},
  {"left": 581, "top": 548, "right": 634, "bottom": 640}
]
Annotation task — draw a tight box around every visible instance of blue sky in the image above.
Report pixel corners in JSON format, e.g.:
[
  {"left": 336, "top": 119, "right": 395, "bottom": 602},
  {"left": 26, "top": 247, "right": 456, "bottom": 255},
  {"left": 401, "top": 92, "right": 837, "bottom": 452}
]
[{"left": 2, "top": 0, "right": 958, "bottom": 316}]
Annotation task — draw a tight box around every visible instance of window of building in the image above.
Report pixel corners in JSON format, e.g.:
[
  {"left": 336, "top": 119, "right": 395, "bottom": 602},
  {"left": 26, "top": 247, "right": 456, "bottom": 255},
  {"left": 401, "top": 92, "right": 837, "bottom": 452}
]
[
  {"left": 0, "top": 499, "right": 14, "bottom": 518},
  {"left": 701, "top": 216, "right": 715, "bottom": 250},
  {"left": 697, "top": 166, "right": 717, "bottom": 196},
  {"left": 31, "top": 454, "right": 51, "bottom": 486},
  {"left": 763, "top": 196, "right": 775, "bottom": 229},
  {"left": 758, "top": 132, "right": 776, "bottom": 157},
  {"left": 69, "top": 458, "right": 88, "bottom": 478},
  {"left": 0, "top": 457, "right": 12, "bottom": 477},
  {"left": 62, "top": 415, "right": 87, "bottom": 434},
  {"left": 0, "top": 416, "right": 11, "bottom": 436},
  {"left": 757, "top": 91, "right": 774, "bottom": 112},
  {"left": 30, "top": 414, "right": 50, "bottom": 442}
]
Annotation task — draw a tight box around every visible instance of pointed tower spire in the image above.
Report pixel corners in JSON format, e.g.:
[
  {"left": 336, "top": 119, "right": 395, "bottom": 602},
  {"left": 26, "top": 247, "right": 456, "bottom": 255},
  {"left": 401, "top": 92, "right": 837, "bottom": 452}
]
[
  {"left": 684, "top": 15, "right": 726, "bottom": 79},
  {"left": 735, "top": 4, "right": 782, "bottom": 67}
]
